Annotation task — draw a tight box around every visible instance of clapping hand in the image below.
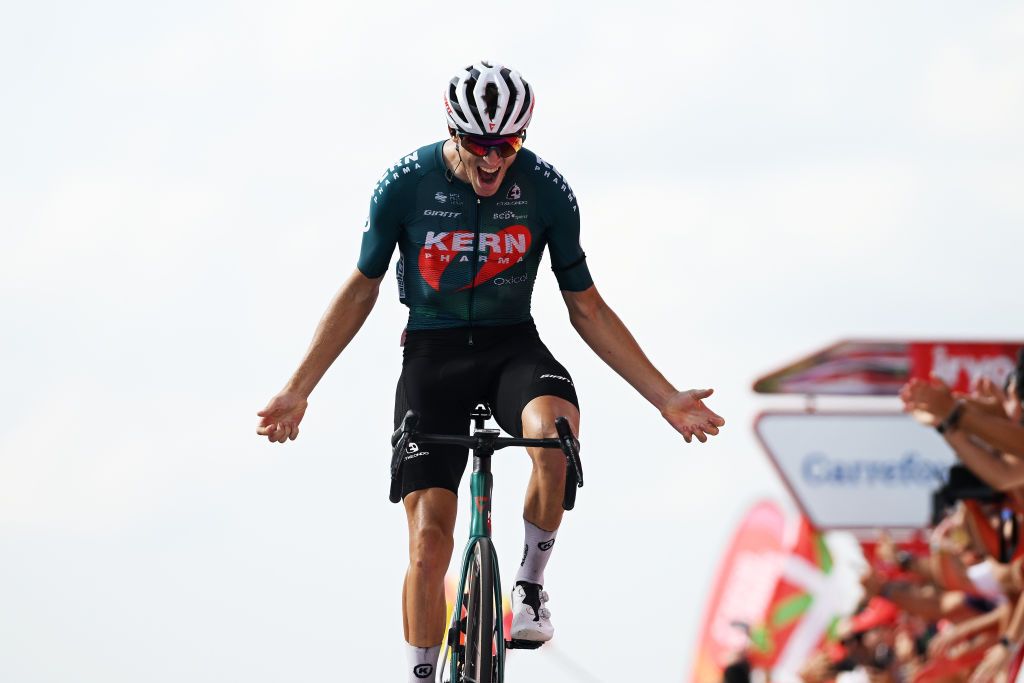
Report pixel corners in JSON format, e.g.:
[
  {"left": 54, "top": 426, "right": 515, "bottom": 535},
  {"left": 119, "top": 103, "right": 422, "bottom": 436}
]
[{"left": 900, "top": 377, "right": 956, "bottom": 427}]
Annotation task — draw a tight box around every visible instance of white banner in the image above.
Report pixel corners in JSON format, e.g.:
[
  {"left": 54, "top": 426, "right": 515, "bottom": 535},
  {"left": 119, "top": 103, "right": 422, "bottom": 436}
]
[{"left": 755, "top": 412, "right": 957, "bottom": 529}]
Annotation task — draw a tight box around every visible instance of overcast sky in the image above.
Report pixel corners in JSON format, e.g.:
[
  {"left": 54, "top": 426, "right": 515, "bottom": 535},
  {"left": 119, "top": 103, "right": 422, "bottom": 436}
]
[{"left": 3, "top": 1, "right": 1023, "bottom": 681}]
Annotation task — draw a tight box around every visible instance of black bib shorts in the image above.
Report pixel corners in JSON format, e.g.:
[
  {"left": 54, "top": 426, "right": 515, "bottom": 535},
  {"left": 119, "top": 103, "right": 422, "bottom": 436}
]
[{"left": 393, "top": 321, "right": 579, "bottom": 499}]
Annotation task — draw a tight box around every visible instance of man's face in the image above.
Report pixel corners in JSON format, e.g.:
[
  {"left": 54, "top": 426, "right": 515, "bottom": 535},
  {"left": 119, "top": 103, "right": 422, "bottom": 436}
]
[{"left": 455, "top": 138, "right": 517, "bottom": 198}]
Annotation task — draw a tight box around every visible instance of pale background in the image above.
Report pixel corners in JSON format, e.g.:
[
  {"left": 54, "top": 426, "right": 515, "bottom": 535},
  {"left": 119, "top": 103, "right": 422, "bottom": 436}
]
[{"left": 2, "top": 1, "right": 1022, "bottom": 681}]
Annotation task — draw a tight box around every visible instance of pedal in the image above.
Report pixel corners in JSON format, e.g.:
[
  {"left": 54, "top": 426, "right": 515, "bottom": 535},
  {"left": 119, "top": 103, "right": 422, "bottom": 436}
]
[{"left": 506, "top": 638, "right": 545, "bottom": 650}]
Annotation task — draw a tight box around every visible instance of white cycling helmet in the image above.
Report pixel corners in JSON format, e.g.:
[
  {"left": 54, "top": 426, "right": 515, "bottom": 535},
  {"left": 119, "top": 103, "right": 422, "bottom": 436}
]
[{"left": 444, "top": 61, "right": 534, "bottom": 137}]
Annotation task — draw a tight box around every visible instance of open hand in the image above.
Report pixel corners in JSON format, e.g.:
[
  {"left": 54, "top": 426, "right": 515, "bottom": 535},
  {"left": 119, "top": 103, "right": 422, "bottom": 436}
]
[
  {"left": 257, "top": 391, "right": 308, "bottom": 443},
  {"left": 661, "top": 389, "right": 725, "bottom": 444}
]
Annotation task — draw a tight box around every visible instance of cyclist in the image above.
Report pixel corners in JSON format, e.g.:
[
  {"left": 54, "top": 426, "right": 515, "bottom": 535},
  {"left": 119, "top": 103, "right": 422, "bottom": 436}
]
[{"left": 257, "top": 61, "right": 725, "bottom": 681}]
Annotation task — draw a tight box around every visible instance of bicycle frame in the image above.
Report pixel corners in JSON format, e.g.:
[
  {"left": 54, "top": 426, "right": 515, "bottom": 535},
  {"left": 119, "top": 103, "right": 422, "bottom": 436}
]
[{"left": 446, "top": 440, "right": 506, "bottom": 682}]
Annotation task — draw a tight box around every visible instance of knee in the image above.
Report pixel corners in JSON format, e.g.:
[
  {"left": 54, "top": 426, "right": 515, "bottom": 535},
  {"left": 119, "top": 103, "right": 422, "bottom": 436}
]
[
  {"left": 529, "top": 447, "right": 567, "bottom": 486},
  {"left": 520, "top": 399, "right": 579, "bottom": 446},
  {"left": 409, "top": 524, "right": 453, "bottom": 579},
  {"left": 522, "top": 416, "right": 560, "bottom": 441}
]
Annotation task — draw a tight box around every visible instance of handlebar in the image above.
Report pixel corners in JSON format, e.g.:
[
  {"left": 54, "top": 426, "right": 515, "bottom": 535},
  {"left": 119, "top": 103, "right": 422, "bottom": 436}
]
[{"left": 389, "top": 410, "right": 584, "bottom": 509}]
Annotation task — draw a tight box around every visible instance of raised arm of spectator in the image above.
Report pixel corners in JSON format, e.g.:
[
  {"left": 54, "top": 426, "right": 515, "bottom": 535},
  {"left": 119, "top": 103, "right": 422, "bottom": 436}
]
[
  {"left": 957, "top": 406, "right": 1024, "bottom": 458},
  {"left": 969, "top": 592, "right": 1024, "bottom": 683},
  {"left": 929, "top": 602, "right": 1010, "bottom": 659},
  {"left": 945, "top": 431, "right": 1024, "bottom": 491},
  {"left": 901, "top": 378, "right": 1024, "bottom": 457}
]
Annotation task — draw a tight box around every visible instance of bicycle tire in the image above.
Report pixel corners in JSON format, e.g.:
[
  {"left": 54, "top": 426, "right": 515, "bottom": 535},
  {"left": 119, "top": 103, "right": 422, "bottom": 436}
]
[{"left": 464, "top": 539, "right": 496, "bottom": 683}]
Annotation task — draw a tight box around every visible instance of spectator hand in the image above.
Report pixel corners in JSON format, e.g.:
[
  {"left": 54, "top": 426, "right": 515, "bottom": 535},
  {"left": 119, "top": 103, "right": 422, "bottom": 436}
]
[
  {"left": 972, "top": 378, "right": 1011, "bottom": 419},
  {"left": 900, "top": 377, "right": 956, "bottom": 427},
  {"left": 661, "top": 389, "right": 726, "bottom": 444},
  {"left": 257, "top": 391, "right": 308, "bottom": 443},
  {"left": 968, "top": 642, "right": 1012, "bottom": 683},
  {"left": 927, "top": 624, "right": 962, "bottom": 659}
]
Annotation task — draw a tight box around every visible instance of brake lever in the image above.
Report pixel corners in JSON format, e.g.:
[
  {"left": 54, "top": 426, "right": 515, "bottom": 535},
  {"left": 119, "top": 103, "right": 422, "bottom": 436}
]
[{"left": 555, "top": 417, "right": 583, "bottom": 487}]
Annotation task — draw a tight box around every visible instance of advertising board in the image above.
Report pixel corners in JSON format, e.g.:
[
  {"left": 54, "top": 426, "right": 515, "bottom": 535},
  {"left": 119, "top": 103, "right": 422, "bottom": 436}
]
[{"left": 754, "top": 412, "right": 957, "bottom": 529}]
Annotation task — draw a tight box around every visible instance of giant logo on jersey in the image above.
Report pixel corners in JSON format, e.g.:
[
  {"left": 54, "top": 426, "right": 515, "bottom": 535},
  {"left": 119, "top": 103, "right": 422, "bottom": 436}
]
[{"left": 418, "top": 225, "right": 532, "bottom": 291}]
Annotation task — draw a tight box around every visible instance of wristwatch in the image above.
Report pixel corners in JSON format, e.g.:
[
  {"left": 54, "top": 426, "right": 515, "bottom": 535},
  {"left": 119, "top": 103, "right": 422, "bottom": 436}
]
[{"left": 937, "top": 400, "right": 966, "bottom": 435}]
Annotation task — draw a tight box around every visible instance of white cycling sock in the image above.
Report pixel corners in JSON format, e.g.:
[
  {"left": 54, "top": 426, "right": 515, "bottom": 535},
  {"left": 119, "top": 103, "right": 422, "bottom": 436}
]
[
  {"left": 515, "top": 519, "right": 558, "bottom": 586},
  {"left": 405, "top": 643, "right": 440, "bottom": 682}
]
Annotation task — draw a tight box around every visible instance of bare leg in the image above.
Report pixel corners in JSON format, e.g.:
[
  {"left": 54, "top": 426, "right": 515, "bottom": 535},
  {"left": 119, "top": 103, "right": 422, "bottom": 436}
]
[
  {"left": 402, "top": 488, "right": 458, "bottom": 646},
  {"left": 520, "top": 395, "right": 580, "bottom": 531}
]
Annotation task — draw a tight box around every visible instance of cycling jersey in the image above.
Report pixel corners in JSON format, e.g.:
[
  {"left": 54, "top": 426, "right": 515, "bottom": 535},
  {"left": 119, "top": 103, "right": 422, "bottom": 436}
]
[{"left": 358, "top": 141, "right": 593, "bottom": 331}]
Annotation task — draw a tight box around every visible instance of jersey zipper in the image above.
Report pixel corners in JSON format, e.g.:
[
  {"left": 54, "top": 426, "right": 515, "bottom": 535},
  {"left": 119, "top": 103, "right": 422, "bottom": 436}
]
[{"left": 467, "top": 197, "right": 482, "bottom": 346}]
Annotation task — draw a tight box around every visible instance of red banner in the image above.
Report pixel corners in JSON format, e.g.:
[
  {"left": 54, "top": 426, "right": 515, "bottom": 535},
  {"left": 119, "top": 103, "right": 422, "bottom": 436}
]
[
  {"left": 908, "top": 342, "right": 1021, "bottom": 393},
  {"left": 691, "top": 501, "right": 787, "bottom": 683}
]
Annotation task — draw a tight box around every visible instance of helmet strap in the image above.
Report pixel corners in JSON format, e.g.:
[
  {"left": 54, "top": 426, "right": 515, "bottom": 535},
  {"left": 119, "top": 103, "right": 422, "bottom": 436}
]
[{"left": 445, "top": 138, "right": 465, "bottom": 183}]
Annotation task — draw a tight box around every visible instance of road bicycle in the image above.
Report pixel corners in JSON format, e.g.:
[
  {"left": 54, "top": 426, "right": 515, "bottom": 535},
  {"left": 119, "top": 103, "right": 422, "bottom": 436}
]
[{"left": 390, "top": 404, "right": 583, "bottom": 683}]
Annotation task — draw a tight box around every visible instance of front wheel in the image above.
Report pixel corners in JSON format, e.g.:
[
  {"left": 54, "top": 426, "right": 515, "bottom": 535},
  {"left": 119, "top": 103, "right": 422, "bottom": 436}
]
[{"left": 464, "top": 539, "right": 496, "bottom": 682}]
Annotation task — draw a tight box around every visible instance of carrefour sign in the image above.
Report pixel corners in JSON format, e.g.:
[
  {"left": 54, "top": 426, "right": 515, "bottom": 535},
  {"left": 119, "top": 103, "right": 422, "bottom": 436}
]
[{"left": 755, "top": 413, "right": 956, "bottom": 529}]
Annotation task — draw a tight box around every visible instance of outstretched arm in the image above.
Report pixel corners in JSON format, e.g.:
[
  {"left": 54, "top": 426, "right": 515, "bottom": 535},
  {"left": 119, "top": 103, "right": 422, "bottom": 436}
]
[
  {"left": 257, "top": 269, "right": 383, "bottom": 443},
  {"left": 945, "top": 431, "right": 1024, "bottom": 491},
  {"left": 562, "top": 285, "right": 724, "bottom": 443}
]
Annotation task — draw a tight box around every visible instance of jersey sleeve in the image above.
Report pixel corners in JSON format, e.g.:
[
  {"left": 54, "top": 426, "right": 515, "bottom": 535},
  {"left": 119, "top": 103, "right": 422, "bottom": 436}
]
[
  {"left": 356, "top": 163, "right": 415, "bottom": 279},
  {"left": 537, "top": 163, "right": 593, "bottom": 291}
]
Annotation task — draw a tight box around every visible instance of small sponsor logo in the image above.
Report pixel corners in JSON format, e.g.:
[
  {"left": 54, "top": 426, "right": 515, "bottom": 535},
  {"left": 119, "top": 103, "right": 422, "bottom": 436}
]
[
  {"left": 538, "top": 538, "right": 555, "bottom": 552},
  {"left": 493, "top": 210, "right": 527, "bottom": 220},
  {"left": 493, "top": 274, "right": 528, "bottom": 286},
  {"left": 506, "top": 183, "right": 522, "bottom": 200},
  {"left": 423, "top": 209, "right": 461, "bottom": 218},
  {"left": 539, "top": 373, "right": 573, "bottom": 385},
  {"left": 403, "top": 441, "right": 429, "bottom": 461},
  {"left": 434, "top": 192, "right": 447, "bottom": 203},
  {"left": 413, "top": 663, "right": 433, "bottom": 679}
]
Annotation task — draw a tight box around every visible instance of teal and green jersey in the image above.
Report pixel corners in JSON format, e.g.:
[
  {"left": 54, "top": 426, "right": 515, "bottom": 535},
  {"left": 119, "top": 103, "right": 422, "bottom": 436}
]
[{"left": 357, "top": 141, "right": 593, "bottom": 331}]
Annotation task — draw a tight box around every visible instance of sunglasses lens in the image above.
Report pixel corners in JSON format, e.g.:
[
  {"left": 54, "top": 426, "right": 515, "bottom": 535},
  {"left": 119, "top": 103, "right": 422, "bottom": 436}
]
[
  {"left": 459, "top": 137, "right": 490, "bottom": 156},
  {"left": 460, "top": 135, "right": 523, "bottom": 158}
]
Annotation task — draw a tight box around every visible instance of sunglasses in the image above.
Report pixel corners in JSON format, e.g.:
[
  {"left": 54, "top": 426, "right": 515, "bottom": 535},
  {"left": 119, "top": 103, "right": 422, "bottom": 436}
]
[{"left": 457, "top": 133, "right": 525, "bottom": 158}]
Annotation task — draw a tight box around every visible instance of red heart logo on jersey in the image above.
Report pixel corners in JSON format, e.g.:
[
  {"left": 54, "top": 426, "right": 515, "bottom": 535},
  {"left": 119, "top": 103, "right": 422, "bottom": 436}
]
[{"left": 418, "top": 225, "right": 532, "bottom": 291}]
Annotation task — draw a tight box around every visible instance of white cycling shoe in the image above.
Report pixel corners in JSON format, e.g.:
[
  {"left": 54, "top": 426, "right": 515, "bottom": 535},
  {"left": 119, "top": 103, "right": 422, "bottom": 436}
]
[{"left": 510, "top": 581, "right": 553, "bottom": 642}]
